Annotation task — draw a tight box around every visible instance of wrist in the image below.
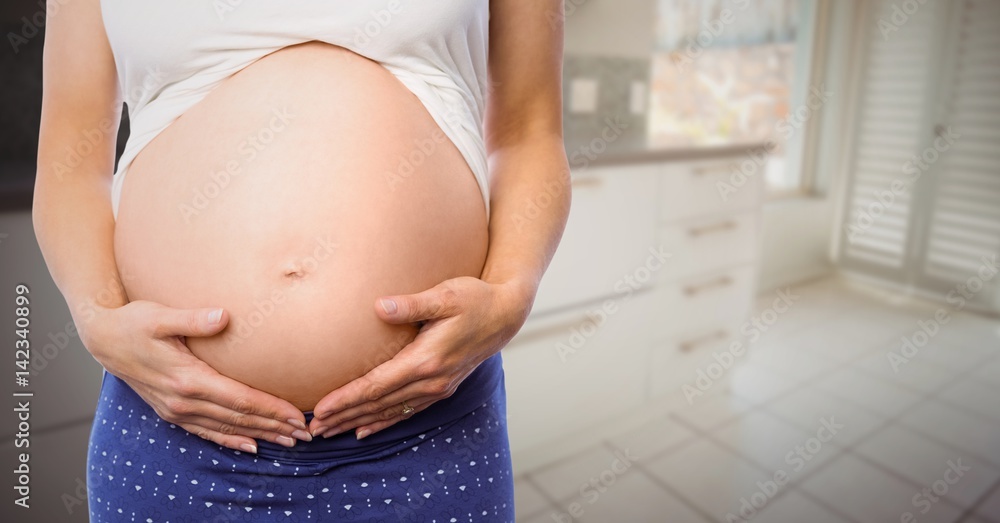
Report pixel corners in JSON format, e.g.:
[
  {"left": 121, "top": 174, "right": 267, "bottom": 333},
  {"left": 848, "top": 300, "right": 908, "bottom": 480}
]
[{"left": 491, "top": 277, "right": 538, "bottom": 327}]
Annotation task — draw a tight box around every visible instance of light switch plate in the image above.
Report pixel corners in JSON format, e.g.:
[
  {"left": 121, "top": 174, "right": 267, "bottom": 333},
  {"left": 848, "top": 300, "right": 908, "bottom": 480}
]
[{"left": 569, "top": 78, "right": 599, "bottom": 114}]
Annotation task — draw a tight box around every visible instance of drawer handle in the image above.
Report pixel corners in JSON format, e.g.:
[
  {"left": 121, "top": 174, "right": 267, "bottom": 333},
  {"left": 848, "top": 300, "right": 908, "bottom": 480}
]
[
  {"left": 688, "top": 220, "right": 737, "bottom": 237},
  {"left": 571, "top": 177, "right": 603, "bottom": 188},
  {"left": 692, "top": 164, "right": 734, "bottom": 177},
  {"left": 679, "top": 329, "right": 728, "bottom": 353},
  {"left": 683, "top": 276, "right": 734, "bottom": 296},
  {"left": 508, "top": 313, "right": 600, "bottom": 347}
]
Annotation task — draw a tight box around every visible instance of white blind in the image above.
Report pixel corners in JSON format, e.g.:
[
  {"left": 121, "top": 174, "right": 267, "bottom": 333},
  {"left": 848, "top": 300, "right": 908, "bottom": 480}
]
[
  {"left": 842, "top": 0, "right": 940, "bottom": 270},
  {"left": 920, "top": 0, "right": 1000, "bottom": 282}
]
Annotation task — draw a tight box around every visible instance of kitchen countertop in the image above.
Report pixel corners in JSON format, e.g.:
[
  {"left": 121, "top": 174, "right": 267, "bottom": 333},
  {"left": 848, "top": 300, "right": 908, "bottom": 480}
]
[{"left": 572, "top": 142, "right": 773, "bottom": 168}]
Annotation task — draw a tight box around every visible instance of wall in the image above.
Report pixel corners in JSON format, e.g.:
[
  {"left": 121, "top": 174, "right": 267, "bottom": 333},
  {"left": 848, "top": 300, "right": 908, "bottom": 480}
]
[
  {"left": 757, "top": 0, "right": 861, "bottom": 292},
  {"left": 563, "top": 0, "right": 658, "bottom": 58}
]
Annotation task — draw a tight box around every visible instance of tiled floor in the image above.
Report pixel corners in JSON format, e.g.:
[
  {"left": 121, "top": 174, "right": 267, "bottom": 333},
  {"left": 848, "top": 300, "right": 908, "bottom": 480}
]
[{"left": 511, "top": 277, "right": 1000, "bottom": 522}]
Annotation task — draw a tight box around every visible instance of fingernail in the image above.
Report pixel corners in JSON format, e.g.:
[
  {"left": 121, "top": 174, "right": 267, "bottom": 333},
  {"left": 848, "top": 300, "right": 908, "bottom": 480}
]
[
  {"left": 240, "top": 443, "right": 257, "bottom": 454},
  {"left": 311, "top": 426, "right": 327, "bottom": 437},
  {"left": 292, "top": 430, "right": 313, "bottom": 442},
  {"left": 207, "top": 308, "right": 223, "bottom": 324},
  {"left": 380, "top": 298, "right": 397, "bottom": 315},
  {"left": 287, "top": 419, "right": 307, "bottom": 430},
  {"left": 276, "top": 435, "right": 296, "bottom": 447},
  {"left": 356, "top": 428, "right": 372, "bottom": 440},
  {"left": 322, "top": 427, "right": 342, "bottom": 439}
]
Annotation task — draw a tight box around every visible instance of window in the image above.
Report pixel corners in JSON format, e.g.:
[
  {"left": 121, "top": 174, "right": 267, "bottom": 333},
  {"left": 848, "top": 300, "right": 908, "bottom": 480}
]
[{"left": 649, "top": 0, "right": 817, "bottom": 193}]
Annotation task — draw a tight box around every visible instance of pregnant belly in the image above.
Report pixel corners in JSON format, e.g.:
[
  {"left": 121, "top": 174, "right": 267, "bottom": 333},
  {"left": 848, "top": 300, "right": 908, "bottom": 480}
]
[{"left": 113, "top": 42, "right": 489, "bottom": 411}]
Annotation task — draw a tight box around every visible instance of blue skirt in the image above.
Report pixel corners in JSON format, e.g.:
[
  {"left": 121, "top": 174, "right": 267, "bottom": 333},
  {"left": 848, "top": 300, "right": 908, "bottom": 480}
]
[{"left": 86, "top": 354, "right": 514, "bottom": 522}]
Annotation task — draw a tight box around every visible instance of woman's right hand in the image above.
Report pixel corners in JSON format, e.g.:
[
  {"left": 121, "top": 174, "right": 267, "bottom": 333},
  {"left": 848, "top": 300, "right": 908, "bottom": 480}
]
[{"left": 79, "top": 300, "right": 311, "bottom": 454}]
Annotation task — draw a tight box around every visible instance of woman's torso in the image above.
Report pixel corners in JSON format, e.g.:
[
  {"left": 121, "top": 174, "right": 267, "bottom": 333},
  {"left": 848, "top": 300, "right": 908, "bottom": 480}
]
[{"left": 107, "top": 3, "right": 492, "bottom": 410}]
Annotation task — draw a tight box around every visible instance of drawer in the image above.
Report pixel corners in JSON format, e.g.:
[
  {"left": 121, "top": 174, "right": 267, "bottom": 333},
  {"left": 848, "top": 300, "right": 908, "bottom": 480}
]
[
  {"left": 656, "top": 211, "right": 761, "bottom": 281},
  {"left": 533, "top": 164, "right": 659, "bottom": 313},
  {"left": 659, "top": 157, "right": 764, "bottom": 222},
  {"left": 652, "top": 264, "right": 757, "bottom": 341},
  {"left": 502, "top": 290, "right": 655, "bottom": 453},
  {"left": 646, "top": 325, "right": 749, "bottom": 401}
]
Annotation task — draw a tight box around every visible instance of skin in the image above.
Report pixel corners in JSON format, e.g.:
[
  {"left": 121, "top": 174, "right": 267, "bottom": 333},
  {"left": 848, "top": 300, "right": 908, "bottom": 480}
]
[
  {"left": 33, "top": 0, "right": 569, "bottom": 453},
  {"left": 308, "top": 1, "right": 572, "bottom": 440}
]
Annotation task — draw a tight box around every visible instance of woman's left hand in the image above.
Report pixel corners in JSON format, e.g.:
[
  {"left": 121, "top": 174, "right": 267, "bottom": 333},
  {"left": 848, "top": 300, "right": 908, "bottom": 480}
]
[{"left": 307, "top": 276, "right": 532, "bottom": 439}]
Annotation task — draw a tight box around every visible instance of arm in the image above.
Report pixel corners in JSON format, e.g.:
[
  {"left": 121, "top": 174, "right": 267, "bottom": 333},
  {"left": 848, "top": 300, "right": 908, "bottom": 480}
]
[
  {"left": 308, "top": 0, "right": 570, "bottom": 438},
  {"left": 480, "top": 0, "right": 572, "bottom": 317},
  {"left": 33, "top": 0, "right": 308, "bottom": 452}
]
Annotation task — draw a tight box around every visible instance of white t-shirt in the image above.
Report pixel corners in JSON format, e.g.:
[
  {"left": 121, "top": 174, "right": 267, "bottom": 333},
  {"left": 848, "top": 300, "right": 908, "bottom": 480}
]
[{"left": 101, "top": 0, "right": 491, "bottom": 220}]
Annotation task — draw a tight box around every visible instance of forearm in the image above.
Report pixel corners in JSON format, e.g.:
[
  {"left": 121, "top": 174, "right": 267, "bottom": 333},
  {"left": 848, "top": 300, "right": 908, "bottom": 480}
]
[
  {"left": 480, "top": 134, "right": 571, "bottom": 310},
  {"left": 32, "top": 171, "right": 126, "bottom": 331}
]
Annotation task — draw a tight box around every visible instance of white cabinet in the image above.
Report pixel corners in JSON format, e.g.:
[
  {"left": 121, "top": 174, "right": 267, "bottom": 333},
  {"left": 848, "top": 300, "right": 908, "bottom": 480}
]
[
  {"left": 504, "top": 152, "right": 764, "bottom": 467},
  {"left": 532, "top": 164, "right": 659, "bottom": 313},
  {"left": 503, "top": 289, "right": 655, "bottom": 454}
]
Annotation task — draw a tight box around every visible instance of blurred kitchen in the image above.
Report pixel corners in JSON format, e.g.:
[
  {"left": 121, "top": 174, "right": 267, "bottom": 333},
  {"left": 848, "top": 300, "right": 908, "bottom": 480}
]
[{"left": 1, "top": 0, "right": 999, "bottom": 522}]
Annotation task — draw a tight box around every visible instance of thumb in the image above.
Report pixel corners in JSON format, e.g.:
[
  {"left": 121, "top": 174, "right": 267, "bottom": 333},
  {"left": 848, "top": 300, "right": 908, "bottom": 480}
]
[
  {"left": 152, "top": 306, "right": 229, "bottom": 338},
  {"left": 376, "top": 285, "right": 454, "bottom": 325}
]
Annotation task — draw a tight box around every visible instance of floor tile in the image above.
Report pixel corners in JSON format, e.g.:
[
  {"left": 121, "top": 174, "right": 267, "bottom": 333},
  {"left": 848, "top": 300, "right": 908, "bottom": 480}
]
[
  {"left": 518, "top": 510, "right": 560, "bottom": 523},
  {"left": 514, "top": 476, "right": 551, "bottom": 520},
  {"left": 670, "top": 392, "right": 755, "bottom": 432},
  {"left": 567, "top": 471, "right": 710, "bottom": 523},
  {"left": 747, "top": 490, "right": 854, "bottom": 523},
  {"left": 852, "top": 347, "right": 961, "bottom": 396},
  {"left": 855, "top": 425, "right": 1000, "bottom": 509},
  {"left": 800, "top": 453, "right": 963, "bottom": 523},
  {"left": 971, "top": 356, "right": 1000, "bottom": 390},
  {"left": 745, "top": 342, "right": 841, "bottom": 383},
  {"left": 975, "top": 485, "right": 1000, "bottom": 523},
  {"left": 765, "top": 386, "right": 888, "bottom": 446},
  {"left": 726, "top": 364, "right": 801, "bottom": 405},
  {"left": 899, "top": 400, "right": 1000, "bottom": 467},
  {"left": 917, "top": 340, "right": 998, "bottom": 372},
  {"left": 644, "top": 439, "right": 778, "bottom": 523},
  {"left": 710, "top": 409, "right": 842, "bottom": 479},
  {"left": 529, "top": 445, "right": 631, "bottom": 502},
  {"left": 814, "top": 366, "right": 924, "bottom": 418},
  {"left": 938, "top": 379, "right": 1000, "bottom": 423},
  {"left": 605, "top": 414, "right": 696, "bottom": 462}
]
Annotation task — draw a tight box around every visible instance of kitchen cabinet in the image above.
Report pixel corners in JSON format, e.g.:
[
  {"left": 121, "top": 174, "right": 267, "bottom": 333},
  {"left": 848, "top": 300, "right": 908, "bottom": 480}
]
[{"left": 503, "top": 151, "right": 764, "bottom": 467}]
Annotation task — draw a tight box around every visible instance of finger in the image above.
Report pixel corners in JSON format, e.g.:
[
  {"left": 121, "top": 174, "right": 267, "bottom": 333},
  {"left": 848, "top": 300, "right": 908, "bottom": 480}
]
[
  {"left": 176, "top": 421, "right": 260, "bottom": 454},
  {"left": 186, "top": 399, "right": 311, "bottom": 442},
  {"left": 182, "top": 415, "right": 300, "bottom": 448},
  {"left": 196, "top": 369, "right": 308, "bottom": 430},
  {"left": 150, "top": 305, "right": 229, "bottom": 338},
  {"left": 322, "top": 399, "right": 435, "bottom": 439},
  {"left": 375, "top": 282, "right": 458, "bottom": 325},
  {"left": 311, "top": 356, "right": 414, "bottom": 423},
  {"left": 310, "top": 377, "right": 436, "bottom": 435}
]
